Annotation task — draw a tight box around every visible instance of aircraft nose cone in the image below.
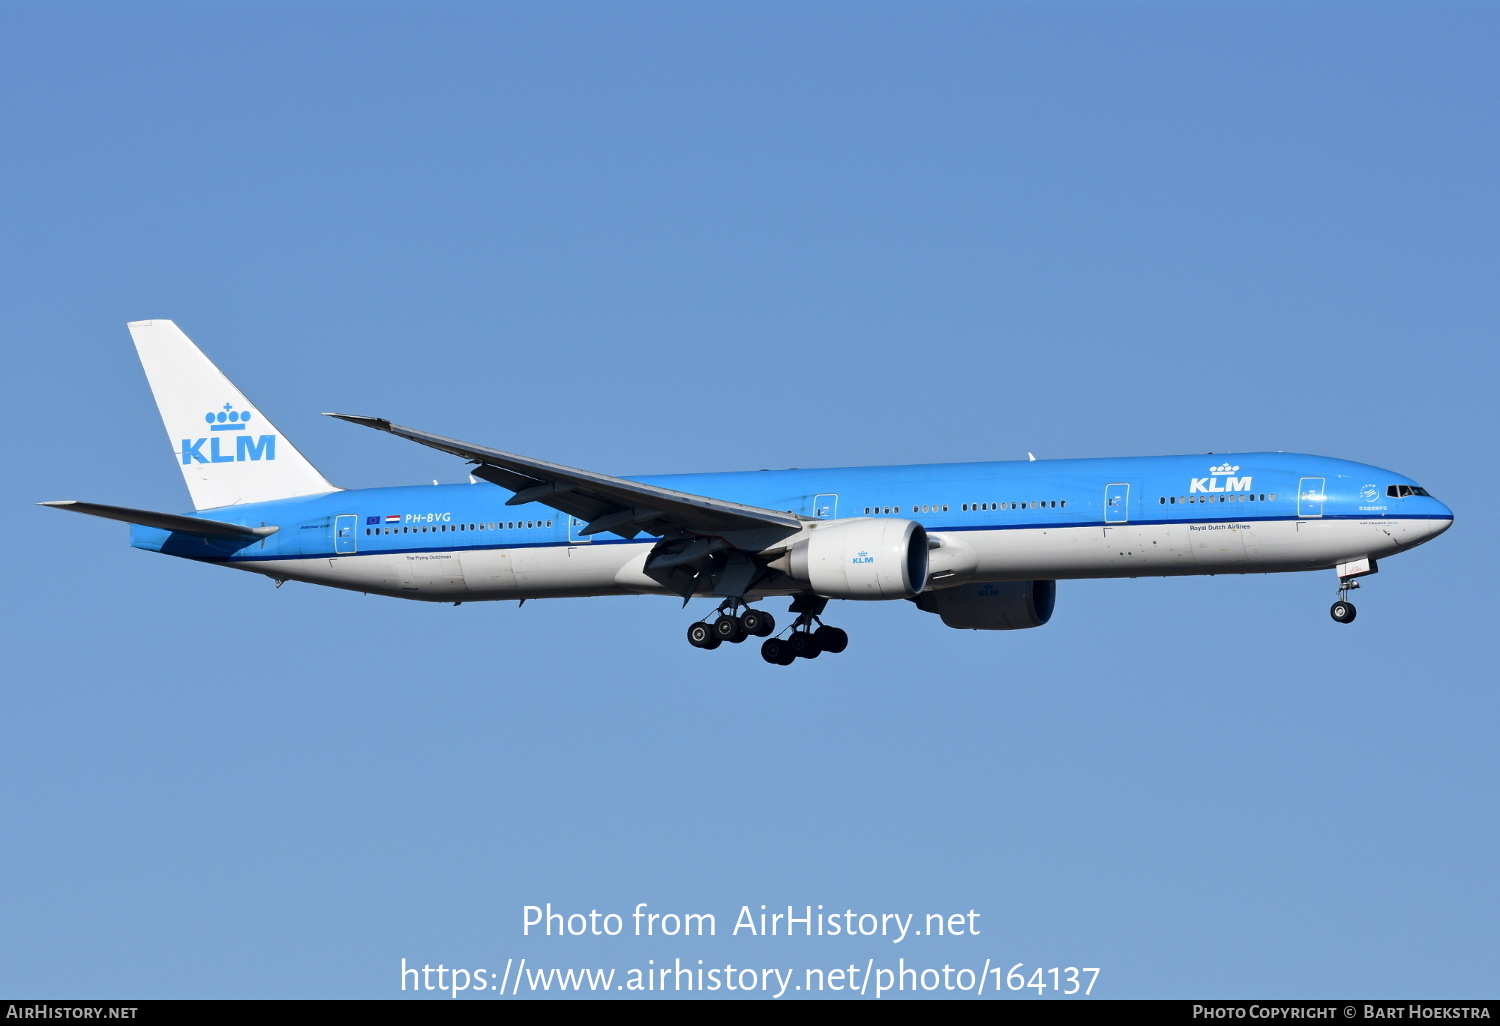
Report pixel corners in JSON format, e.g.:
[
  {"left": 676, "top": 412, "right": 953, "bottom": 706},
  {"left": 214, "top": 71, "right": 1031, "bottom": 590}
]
[{"left": 1426, "top": 500, "right": 1454, "bottom": 538}]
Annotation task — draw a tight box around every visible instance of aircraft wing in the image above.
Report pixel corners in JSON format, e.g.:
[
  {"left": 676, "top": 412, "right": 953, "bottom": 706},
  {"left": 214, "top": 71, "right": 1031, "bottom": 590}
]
[
  {"left": 38, "top": 500, "right": 279, "bottom": 539},
  {"left": 325, "top": 414, "right": 806, "bottom": 540}
]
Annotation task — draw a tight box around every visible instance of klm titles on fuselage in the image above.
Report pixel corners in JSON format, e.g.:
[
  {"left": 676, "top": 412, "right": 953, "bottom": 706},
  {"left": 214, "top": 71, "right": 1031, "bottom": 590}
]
[
  {"left": 181, "top": 404, "right": 277, "bottom": 465},
  {"left": 1189, "top": 464, "right": 1253, "bottom": 494}
]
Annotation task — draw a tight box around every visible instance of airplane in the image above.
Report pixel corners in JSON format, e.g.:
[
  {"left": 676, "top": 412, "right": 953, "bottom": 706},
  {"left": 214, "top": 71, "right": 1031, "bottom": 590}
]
[{"left": 41, "top": 321, "right": 1454, "bottom": 665}]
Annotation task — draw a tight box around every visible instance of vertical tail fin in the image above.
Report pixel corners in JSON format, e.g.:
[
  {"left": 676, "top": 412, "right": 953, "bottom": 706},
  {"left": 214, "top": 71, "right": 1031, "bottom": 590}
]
[{"left": 128, "top": 320, "right": 338, "bottom": 510}]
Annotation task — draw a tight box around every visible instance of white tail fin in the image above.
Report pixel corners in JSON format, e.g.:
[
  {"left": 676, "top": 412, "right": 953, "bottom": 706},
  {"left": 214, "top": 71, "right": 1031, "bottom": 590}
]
[{"left": 128, "top": 320, "right": 338, "bottom": 510}]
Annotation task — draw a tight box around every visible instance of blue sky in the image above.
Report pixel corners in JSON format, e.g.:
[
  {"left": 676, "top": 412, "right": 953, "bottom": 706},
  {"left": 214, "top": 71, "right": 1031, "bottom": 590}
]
[{"left": 2, "top": 0, "right": 1495, "bottom": 999}]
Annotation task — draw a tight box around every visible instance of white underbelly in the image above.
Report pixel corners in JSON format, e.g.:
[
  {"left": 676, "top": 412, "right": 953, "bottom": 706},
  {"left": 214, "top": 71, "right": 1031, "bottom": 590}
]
[
  {"left": 228, "top": 518, "right": 1427, "bottom": 599},
  {"left": 958, "top": 518, "right": 1408, "bottom": 581}
]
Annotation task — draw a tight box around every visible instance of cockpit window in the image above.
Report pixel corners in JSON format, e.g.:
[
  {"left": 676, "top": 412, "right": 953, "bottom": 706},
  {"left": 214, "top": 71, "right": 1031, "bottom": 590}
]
[{"left": 1386, "top": 485, "right": 1431, "bottom": 498}]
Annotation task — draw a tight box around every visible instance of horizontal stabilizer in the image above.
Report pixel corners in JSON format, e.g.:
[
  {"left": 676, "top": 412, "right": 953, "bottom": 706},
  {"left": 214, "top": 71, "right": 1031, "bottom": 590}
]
[{"left": 38, "top": 500, "right": 278, "bottom": 539}]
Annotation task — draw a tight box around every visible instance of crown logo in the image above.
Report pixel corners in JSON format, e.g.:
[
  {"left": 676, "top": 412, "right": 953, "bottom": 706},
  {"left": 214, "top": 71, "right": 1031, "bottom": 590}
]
[
  {"left": 204, "top": 402, "right": 253, "bottom": 431},
  {"left": 1209, "top": 463, "right": 1240, "bottom": 474}
]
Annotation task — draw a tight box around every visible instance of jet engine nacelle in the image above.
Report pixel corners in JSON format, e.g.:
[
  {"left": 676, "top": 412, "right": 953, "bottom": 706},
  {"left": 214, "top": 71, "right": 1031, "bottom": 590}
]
[
  {"left": 784, "top": 518, "right": 929, "bottom": 600},
  {"left": 915, "top": 580, "right": 1056, "bottom": 630}
]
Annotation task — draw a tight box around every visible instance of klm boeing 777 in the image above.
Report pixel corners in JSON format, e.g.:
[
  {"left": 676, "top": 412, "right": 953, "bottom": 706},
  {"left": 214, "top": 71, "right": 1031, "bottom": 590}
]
[{"left": 42, "top": 321, "right": 1453, "bottom": 664}]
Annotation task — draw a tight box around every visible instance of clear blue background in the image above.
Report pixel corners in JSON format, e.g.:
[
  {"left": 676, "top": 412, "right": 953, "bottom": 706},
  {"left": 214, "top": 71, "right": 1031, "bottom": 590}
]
[{"left": 2, "top": 0, "right": 1495, "bottom": 999}]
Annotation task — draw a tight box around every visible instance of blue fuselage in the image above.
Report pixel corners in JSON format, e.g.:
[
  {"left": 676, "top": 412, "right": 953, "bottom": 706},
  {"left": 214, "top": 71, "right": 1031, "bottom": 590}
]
[{"left": 131, "top": 451, "right": 1451, "bottom": 575}]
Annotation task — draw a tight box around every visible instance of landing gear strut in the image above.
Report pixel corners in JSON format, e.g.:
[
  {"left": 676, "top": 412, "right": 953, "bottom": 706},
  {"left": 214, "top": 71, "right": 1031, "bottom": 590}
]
[
  {"left": 760, "top": 596, "right": 850, "bottom": 666},
  {"left": 1330, "top": 579, "right": 1358, "bottom": 624}
]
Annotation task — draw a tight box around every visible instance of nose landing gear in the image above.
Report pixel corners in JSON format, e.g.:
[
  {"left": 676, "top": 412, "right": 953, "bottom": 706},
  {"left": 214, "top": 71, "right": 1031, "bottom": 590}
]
[
  {"left": 1329, "top": 558, "right": 1377, "bottom": 624},
  {"left": 1330, "top": 580, "right": 1358, "bottom": 624}
]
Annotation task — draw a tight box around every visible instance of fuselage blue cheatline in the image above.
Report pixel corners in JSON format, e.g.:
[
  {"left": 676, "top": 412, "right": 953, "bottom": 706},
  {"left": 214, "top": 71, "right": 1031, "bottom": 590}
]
[{"left": 40, "top": 321, "right": 1454, "bottom": 664}]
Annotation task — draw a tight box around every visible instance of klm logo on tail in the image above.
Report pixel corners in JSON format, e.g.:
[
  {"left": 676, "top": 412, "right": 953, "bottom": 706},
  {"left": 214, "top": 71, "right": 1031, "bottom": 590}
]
[{"left": 181, "top": 403, "right": 277, "bottom": 465}]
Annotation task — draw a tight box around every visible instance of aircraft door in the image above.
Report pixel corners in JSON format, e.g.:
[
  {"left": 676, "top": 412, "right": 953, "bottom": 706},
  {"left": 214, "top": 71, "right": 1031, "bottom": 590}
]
[
  {"left": 567, "top": 516, "right": 591, "bottom": 542},
  {"left": 813, "top": 494, "right": 838, "bottom": 519},
  {"left": 334, "top": 514, "right": 358, "bottom": 554},
  {"left": 1298, "top": 478, "right": 1326, "bottom": 517},
  {"left": 1104, "top": 483, "right": 1130, "bottom": 524}
]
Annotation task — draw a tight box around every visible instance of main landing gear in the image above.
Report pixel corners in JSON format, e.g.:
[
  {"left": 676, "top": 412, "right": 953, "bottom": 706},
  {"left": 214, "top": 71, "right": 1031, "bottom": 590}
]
[
  {"left": 686, "top": 600, "right": 776, "bottom": 651},
  {"left": 685, "top": 596, "right": 852, "bottom": 665},
  {"left": 759, "top": 596, "right": 849, "bottom": 666}
]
